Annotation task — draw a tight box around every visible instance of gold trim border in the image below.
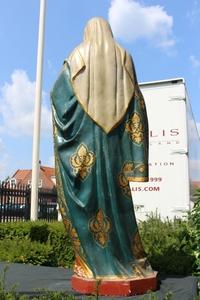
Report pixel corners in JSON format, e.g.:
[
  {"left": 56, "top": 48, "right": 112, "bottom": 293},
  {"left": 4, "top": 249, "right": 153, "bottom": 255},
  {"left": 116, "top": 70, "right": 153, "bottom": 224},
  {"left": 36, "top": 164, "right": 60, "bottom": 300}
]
[
  {"left": 127, "top": 177, "right": 148, "bottom": 182},
  {"left": 80, "top": 271, "right": 157, "bottom": 280}
]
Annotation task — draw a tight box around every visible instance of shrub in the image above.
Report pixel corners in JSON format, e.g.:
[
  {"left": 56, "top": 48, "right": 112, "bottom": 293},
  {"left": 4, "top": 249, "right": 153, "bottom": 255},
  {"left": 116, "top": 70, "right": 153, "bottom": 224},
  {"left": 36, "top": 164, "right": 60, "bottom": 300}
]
[
  {"left": 139, "top": 213, "right": 195, "bottom": 275},
  {"left": 46, "top": 222, "right": 75, "bottom": 268},
  {"left": 0, "top": 216, "right": 198, "bottom": 275},
  {"left": 0, "top": 221, "right": 74, "bottom": 268},
  {"left": 188, "top": 188, "right": 200, "bottom": 275},
  {"left": 0, "top": 238, "right": 54, "bottom": 265},
  {"left": 0, "top": 222, "right": 33, "bottom": 240}
]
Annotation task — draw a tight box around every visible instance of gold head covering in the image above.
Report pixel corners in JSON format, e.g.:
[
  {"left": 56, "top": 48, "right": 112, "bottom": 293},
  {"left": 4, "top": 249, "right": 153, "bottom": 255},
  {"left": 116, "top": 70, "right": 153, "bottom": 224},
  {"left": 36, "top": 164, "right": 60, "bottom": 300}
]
[{"left": 67, "top": 17, "right": 136, "bottom": 133}]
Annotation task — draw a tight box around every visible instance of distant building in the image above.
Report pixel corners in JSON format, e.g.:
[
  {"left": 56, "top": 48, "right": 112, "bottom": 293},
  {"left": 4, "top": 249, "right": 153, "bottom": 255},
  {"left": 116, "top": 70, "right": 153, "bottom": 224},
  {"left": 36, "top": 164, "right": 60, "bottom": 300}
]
[
  {"left": 192, "top": 181, "right": 200, "bottom": 189},
  {"left": 10, "top": 165, "right": 56, "bottom": 189}
]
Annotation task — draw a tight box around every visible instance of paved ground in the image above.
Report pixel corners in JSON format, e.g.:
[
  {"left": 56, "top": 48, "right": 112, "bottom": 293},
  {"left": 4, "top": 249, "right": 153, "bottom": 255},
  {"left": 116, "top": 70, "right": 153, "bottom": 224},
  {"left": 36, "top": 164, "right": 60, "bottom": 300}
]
[{"left": 0, "top": 262, "right": 198, "bottom": 299}]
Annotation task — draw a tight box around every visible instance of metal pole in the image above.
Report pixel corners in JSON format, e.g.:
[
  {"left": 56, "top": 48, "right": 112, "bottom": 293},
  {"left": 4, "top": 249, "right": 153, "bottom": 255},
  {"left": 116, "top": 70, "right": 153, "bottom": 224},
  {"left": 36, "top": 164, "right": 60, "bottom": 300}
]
[{"left": 31, "top": 0, "right": 46, "bottom": 221}]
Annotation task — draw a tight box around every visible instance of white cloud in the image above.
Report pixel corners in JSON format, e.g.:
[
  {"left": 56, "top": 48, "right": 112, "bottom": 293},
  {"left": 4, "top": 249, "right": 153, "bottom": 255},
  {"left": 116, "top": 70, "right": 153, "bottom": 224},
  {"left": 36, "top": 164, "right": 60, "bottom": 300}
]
[
  {"left": 0, "top": 70, "right": 52, "bottom": 137},
  {"left": 190, "top": 55, "right": 200, "bottom": 68},
  {"left": 108, "top": 0, "right": 175, "bottom": 49}
]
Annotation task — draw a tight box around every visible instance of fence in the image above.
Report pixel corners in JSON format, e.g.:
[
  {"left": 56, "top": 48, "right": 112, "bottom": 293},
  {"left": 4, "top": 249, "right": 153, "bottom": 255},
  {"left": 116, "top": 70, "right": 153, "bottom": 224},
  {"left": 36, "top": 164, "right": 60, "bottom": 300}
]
[{"left": 0, "top": 182, "right": 58, "bottom": 222}]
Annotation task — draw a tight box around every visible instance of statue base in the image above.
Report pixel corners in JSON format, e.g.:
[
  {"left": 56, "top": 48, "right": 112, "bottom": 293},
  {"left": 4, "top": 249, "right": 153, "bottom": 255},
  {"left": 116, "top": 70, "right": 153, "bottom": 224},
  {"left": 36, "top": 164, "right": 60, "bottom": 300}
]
[{"left": 71, "top": 273, "right": 158, "bottom": 296}]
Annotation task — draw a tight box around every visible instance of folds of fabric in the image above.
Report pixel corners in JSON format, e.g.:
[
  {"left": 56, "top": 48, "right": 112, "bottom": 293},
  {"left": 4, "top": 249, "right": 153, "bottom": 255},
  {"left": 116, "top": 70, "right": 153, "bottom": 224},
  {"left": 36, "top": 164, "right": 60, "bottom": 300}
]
[
  {"left": 51, "top": 63, "right": 154, "bottom": 279},
  {"left": 67, "top": 17, "right": 136, "bottom": 133}
]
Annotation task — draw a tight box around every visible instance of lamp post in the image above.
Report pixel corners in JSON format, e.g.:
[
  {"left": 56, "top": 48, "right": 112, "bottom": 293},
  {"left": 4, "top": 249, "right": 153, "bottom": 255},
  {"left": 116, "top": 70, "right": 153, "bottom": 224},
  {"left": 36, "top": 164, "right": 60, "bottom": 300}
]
[{"left": 31, "top": 0, "right": 46, "bottom": 221}]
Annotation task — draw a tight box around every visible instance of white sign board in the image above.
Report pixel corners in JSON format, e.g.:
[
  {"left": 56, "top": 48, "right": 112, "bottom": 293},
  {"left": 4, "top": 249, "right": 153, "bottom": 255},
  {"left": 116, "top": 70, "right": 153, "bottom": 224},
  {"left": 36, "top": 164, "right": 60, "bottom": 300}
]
[{"left": 130, "top": 79, "right": 190, "bottom": 220}]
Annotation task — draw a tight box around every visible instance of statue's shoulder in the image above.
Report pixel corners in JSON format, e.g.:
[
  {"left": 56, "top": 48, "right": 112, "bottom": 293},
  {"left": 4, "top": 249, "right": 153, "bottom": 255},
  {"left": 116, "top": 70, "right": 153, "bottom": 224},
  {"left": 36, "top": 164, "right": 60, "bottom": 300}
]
[
  {"left": 66, "top": 43, "right": 87, "bottom": 81},
  {"left": 67, "top": 44, "right": 84, "bottom": 65},
  {"left": 67, "top": 48, "right": 76, "bottom": 65},
  {"left": 115, "top": 42, "right": 133, "bottom": 64}
]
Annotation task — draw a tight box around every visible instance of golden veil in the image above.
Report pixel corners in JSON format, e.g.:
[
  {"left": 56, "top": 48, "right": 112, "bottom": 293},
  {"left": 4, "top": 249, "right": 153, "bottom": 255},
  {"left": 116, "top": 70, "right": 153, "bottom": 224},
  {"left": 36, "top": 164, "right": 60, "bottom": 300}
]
[{"left": 67, "top": 17, "right": 136, "bottom": 133}]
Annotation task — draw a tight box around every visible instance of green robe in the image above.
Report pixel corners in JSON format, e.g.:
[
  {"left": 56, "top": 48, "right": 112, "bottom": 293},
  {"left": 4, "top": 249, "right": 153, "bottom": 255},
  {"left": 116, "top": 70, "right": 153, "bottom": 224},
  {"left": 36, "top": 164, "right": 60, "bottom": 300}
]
[{"left": 51, "top": 62, "right": 153, "bottom": 279}]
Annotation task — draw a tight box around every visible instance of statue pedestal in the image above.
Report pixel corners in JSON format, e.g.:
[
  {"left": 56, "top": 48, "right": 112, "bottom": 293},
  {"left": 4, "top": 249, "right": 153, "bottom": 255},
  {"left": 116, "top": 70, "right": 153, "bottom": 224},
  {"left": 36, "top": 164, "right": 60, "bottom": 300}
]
[{"left": 71, "top": 273, "right": 158, "bottom": 296}]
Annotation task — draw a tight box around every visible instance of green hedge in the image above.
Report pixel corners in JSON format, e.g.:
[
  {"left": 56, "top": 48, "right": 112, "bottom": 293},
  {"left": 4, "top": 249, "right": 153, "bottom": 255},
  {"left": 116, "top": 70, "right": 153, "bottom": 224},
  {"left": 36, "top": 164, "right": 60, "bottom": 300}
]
[
  {"left": 188, "top": 188, "right": 200, "bottom": 275},
  {"left": 0, "top": 215, "right": 198, "bottom": 275},
  {"left": 139, "top": 215, "right": 195, "bottom": 275},
  {"left": 0, "top": 221, "right": 74, "bottom": 268}
]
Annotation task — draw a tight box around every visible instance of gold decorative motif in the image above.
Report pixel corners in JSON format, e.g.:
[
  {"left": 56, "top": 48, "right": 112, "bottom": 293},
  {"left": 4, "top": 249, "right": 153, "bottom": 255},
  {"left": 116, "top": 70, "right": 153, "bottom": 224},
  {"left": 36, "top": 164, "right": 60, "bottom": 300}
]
[
  {"left": 139, "top": 98, "right": 146, "bottom": 110},
  {"left": 55, "top": 152, "right": 69, "bottom": 214},
  {"left": 55, "top": 152, "right": 83, "bottom": 255},
  {"left": 122, "top": 162, "right": 135, "bottom": 173},
  {"left": 118, "top": 162, "right": 147, "bottom": 197},
  {"left": 118, "top": 174, "right": 131, "bottom": 197},
  {"left": 132, "top": 231, "right": 146, "bottom": 260},
  {"left": 89, "top": 209, "right": 111, "bottom": 248},
  {"left": 70, "top": 144, "right": 95, "bottom": 181},
  {"left": 125, "top": 112, "right": 144, "bottom": 145},
  {"left": 73, "top": 255, "right": 93, "bottom": 278},
  {"left": 126, "top": 163, "right": 147, "bottom": 181},
  {"left": 59, "top": 207, "right": 65, "bottom": 215},
  {"left": 138, "top": 164, "right": 145, "bottom": 173},
  {"left": 53, "top": 118, "right": 86, "bottom": 265},
  {"left": 126, "top": 176, "right": 148, "bottom": 182},
  {"left": 63, "top": 218, "right": 81, "bottom": 252},
  {"left": 118, "top": 162, "right": 134, "bottom": 198},
  {"left": 132, "top": 265, "right": 145, "bottom": 278}
]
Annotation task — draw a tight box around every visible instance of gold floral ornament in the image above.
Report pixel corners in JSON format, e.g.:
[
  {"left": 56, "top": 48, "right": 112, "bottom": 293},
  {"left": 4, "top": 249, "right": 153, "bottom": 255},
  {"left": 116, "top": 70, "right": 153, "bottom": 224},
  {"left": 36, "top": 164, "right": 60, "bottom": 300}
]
[
  {"left": 89, "top": 209, "right": 111, "bottom": 248},
  {"left": 138, "top": 164, "right": 145, "bottom": 173},
  {"left": 118, "top": 162, "right": 147, "bottom": 196},
  {"left": 70, "top": 143, "right": 95, "bottom": 181},
  {"left": 118, "top": 162, "right": 134, "bottom": 198},
  {"left": 125, "top": 112, "right": 144, "bottom": 145}
]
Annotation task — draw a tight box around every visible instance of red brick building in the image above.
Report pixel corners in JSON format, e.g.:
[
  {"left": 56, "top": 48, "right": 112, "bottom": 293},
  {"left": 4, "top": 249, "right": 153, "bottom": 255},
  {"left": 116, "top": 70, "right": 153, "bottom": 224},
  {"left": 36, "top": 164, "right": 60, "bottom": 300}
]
[{"left": 10, "top": 166, "right": 56, "bottom": 189}]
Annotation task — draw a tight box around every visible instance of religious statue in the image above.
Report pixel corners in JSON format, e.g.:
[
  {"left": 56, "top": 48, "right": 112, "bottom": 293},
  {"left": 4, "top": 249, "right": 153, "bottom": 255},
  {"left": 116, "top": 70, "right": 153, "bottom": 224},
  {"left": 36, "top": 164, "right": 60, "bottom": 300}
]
[{"left": 51, "top": 17, "right": 157, "bottom": 296}]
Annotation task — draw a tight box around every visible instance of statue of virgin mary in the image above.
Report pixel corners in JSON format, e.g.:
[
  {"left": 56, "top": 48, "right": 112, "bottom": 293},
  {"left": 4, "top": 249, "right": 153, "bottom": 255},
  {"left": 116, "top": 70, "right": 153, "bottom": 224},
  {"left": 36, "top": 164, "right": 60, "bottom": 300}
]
[{"left": 51, "top": 17, "right": 156, "bottom": 295}]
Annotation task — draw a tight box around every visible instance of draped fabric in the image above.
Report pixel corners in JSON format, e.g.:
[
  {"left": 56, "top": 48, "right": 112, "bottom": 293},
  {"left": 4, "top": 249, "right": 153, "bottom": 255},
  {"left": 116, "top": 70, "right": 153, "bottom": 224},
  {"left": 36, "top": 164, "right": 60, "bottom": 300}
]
[
  {"left": 68, "top": 17, "right": 135, "bottom": 133},
  {"left": 51, "top": 17, "right": 154, "bottom": 280}
]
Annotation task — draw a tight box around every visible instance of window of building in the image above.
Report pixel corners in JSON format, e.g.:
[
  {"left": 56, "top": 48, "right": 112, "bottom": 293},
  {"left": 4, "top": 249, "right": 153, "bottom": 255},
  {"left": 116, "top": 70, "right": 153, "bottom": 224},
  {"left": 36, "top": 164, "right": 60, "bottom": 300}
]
[
  {"left": 10, "top": 178, "right": 16, "bottom": 185},
  {"left": 27, "top": 179, "right": 42, "bottom": 187}
]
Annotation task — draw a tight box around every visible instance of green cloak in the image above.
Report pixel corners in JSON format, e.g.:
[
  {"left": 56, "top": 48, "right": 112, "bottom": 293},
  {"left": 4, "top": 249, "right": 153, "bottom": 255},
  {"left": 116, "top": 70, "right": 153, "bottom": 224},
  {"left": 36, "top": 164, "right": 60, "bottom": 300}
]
[{"left": 51, "top": 62, "right": 153, "bottom": 279}]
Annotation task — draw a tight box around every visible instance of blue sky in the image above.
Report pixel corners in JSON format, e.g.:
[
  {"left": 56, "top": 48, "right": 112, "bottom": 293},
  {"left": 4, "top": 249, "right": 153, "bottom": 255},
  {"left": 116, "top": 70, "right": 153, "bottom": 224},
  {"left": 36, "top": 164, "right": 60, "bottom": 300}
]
[{"left": 0, "top": 0, "right": 200, "bottom": 180}]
